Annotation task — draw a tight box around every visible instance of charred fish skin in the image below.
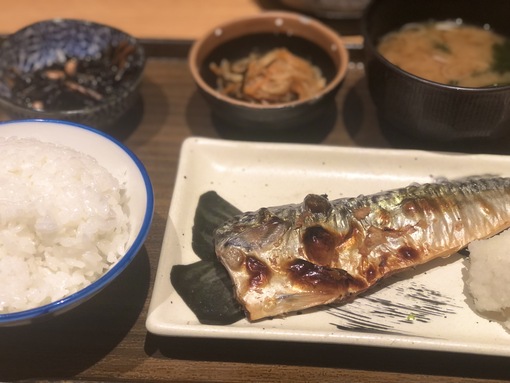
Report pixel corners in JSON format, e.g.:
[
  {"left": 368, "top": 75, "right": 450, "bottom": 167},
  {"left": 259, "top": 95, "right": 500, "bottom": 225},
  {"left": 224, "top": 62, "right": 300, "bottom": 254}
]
[{"left": 214, "top": 177, "right": 510, "bottom": 321}]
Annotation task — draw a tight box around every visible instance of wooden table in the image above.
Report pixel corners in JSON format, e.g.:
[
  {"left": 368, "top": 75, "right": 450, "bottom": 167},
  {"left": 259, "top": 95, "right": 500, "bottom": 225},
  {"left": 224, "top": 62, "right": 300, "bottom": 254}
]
[
  {"left": 0, "top": 0, "right": 274, "bottom": 40},
  {"left": 1, "top": 1, "right": 510, "bottom": 382}
]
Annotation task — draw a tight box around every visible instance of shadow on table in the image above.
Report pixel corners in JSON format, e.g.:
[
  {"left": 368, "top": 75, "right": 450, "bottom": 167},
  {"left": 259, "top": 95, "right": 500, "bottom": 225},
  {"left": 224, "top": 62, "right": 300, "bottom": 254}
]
[
  {"left": 0, "top": 92, "right": 146, "bottom": 143},
  {"left": 103, "top": 93, "right": 145, "bottom": 142},
  {"left": 106, "top": 77, "right": 172, "bottom": 147},
  {"left": 209, "top": 106, "right": 336, "bottom": 144},
  {"left": 144, "top": 333, "right": 510, "bottom": 381},
  {"left": 0, "top": 247, "right": 151, "bottom": 381},
  {"left": 185, "top": 90, "right": 336, "bottom": 144},
  {"left": 342, "top": 75, "right": 510, "bottom": 155},
  {"left": 378, "top": 119, "right": 510, "bottom": 155}
]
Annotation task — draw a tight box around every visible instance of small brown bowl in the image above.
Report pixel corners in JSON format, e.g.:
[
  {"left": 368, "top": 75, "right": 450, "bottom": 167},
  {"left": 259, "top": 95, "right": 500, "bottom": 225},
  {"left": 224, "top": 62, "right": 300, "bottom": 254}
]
[
  {"left": 362, "top": 0, "right": 510, "bottom": 142},
  {"left": 189, "top": 11, "right": 349, "bottom": 131}
]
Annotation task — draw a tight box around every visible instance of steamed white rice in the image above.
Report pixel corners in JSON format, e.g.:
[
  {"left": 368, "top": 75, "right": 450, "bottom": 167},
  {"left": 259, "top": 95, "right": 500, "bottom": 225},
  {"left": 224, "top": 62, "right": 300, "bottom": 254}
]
[
  {"left": 0, "top": 137, "right": 130, "bottom": 314},
  {"left": 467, "top": 229, "right": 510, "bottom": 331}
]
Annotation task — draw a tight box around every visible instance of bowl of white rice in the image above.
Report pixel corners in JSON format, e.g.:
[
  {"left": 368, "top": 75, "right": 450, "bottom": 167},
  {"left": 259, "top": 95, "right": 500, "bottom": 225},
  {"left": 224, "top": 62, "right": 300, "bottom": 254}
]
[{"left": 0, "top": 119, "right": 153, "bottom": 326}]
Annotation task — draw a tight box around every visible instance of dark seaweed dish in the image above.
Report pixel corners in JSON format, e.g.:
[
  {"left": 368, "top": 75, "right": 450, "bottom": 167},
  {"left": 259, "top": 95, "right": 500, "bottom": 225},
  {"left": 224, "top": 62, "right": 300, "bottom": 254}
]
[{"left": 4, "top": 40, "right": 139, "bottom": 111}]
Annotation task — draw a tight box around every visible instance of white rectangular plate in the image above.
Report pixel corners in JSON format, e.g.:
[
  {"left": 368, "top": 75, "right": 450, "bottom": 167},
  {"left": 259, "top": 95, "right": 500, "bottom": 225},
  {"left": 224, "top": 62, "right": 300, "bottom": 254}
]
[{"left": 146, "top": 137, "right": 510, "bottom": 356}]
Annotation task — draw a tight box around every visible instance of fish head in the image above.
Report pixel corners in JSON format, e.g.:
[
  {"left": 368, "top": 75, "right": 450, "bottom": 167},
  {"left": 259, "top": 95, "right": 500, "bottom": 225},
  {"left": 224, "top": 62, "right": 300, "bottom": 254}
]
[{"left": 214, "top": 195, "right": 356, "bottom": 321}]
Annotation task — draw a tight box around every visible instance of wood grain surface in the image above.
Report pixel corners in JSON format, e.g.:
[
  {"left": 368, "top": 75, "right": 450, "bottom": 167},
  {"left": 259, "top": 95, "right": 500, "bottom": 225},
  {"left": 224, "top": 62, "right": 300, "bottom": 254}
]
[{"left": 0, "top": 0, "right": 267, "bottom": 39}]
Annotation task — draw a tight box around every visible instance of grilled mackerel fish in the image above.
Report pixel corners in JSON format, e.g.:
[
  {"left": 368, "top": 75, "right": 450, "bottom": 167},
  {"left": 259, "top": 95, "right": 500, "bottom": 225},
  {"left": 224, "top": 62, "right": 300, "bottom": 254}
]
[{"left": 214, "top": 177, "right": 510, "bottom": 321}]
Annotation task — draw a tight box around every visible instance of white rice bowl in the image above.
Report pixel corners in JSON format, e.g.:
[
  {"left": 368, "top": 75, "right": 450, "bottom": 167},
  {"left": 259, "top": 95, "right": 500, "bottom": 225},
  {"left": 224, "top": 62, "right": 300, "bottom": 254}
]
[
  {"left": 467, "top": 229, "right": 510, "bottom": 331},
  {"left": 0, "top": 120, "right": 153, "bottom": 325}
]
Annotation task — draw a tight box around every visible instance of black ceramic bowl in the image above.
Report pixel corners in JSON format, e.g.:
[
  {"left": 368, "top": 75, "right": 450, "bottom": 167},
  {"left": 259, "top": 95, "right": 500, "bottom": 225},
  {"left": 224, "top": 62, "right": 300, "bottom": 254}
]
[
  {"left": 281, "top": 0, "right": 370, "bottom": 19},
  {"left": 189, "top": 11, "right": 349, "bottom": 130},
  {"left": 362, "top": 0, "right": 510, "bottom": 141},
  {"left": 0, "top": 19, "right": 145, "bottom": 129}
]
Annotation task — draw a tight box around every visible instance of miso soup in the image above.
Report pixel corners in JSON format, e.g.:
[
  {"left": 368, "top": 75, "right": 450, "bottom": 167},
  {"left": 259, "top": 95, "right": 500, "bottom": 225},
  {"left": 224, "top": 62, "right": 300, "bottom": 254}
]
[{"left": 377, "top": 20, "right": 510, "bottom": 87}]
